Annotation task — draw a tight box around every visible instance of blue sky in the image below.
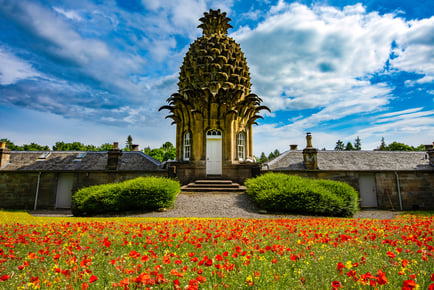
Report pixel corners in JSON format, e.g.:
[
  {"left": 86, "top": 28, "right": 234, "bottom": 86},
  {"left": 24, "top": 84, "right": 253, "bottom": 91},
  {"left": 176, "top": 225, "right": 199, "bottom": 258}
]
[{"left": 0, "top": 0, "right": 433, "bottom": 155}]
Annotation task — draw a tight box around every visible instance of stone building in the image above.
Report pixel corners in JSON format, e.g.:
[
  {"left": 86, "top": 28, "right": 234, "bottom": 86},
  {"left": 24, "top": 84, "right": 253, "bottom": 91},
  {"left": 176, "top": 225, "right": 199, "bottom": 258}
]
[
  {"left": 0, "top": 142, "right": 165, "bottom": 209},
  {"left": 160, "top": 9, "right": 269, "bottom": 184},
  {"left": 264, "top": 134, "right": 434, "bottom": 210}
]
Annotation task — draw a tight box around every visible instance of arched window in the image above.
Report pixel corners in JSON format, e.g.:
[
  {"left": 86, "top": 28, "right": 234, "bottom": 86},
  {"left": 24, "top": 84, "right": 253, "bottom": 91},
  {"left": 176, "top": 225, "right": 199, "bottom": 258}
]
[
  {"left": 183, "top": 132, "right": 191, "bottom": 161},
  {"left": 237, "top": 132, "right": 245, "bottom": 161}
]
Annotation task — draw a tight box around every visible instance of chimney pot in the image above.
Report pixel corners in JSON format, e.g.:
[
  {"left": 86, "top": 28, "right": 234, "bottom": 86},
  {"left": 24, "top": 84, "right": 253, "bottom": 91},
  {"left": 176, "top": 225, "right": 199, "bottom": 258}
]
[
  {"left": 132, "top": 144, "right": 139, "bottom": 151},
  {"left": 113, "top": 142, "right": 119, "bottom": 149},
  {"left": 0, "top": 142, "right": 6, "bottom": 149},
  {"left": 290, "top": 144, "right": 298, "bottom": 150}
]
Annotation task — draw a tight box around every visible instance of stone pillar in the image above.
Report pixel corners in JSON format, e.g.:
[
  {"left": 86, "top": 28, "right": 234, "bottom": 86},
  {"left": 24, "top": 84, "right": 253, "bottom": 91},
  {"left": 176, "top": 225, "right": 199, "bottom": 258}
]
[
  {"left": 302, "top": 133, "right": 318, "bottom": 170},
  {"left": 107, "top": 142, "right": 122, "bottom": 170},
  {"left": 0, "top": 141, "right": 11, "bottom": 168},
  {"left": 428, "top": 143, "right": 434, "bottom": 167}
]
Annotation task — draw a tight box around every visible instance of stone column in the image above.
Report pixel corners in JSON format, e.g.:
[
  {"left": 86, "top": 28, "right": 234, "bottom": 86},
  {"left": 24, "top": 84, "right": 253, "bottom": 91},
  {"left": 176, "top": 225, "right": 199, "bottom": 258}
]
[{"left": 302, "top": 133, "right": 318, "bottom": 170}]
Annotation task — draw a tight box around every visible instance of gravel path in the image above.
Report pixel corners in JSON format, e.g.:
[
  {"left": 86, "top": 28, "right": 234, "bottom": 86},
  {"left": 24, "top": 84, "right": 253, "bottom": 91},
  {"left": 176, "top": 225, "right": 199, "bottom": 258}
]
[{"left": 31, "top": 192, "right": 402, "bottom": 219}]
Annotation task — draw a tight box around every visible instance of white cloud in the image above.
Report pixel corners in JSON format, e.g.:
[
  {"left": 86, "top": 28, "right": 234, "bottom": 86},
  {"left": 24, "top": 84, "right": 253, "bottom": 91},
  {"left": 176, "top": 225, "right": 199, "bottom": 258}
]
[
  {"left": 53, "top": 7, "right": 83, "bottom": 21},
  {"left": 391, "top": 16, "right": 434, "bottom": 77},
  {"left": 0, "top": 48, "right": 40, "bottom": 85}
]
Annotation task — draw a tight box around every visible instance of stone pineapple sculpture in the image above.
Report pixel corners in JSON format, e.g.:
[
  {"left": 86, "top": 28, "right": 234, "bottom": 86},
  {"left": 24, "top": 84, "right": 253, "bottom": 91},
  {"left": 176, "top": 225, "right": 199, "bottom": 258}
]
[{"left": 160, "top": 9, "right": 270, "bottom": 162}]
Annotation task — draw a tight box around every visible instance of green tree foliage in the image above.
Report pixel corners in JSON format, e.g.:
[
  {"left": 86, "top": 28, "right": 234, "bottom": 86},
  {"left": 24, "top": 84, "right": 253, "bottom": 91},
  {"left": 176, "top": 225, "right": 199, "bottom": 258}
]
[
  {"left": 273, "top": 149, "right": 280, "bottom": 157},
  {"left": 258, "top": 152, "right": 268, "bottom": 163},
  {"left": 354, "top": 136, "right": 361, "bottom": 150},
  {"left": 345, "top": 142, "right": 355, "bottom": 151},
  {"left": 335, "top": 140, "right": 345, "bottom": 151},
  {"left": 268, "top": 152, "right": 275, "bottom": 160},
  {"left": 97, "top": 143, "right": 114, "bottom": 151},
  {"left": 125, "top": 135, "right": 133, "bottom": 151},
  {"left": 144, "top": 142, "right": 176, "bottom": 162},
  {"left": 52, "top": 141, "right": 97, "bottom": 151},
  {"left": 1, "top": 138, "right": 49, "bottom": 151},
  {"left": 375, "top": 137, "right": 426, "bottom": 151}
]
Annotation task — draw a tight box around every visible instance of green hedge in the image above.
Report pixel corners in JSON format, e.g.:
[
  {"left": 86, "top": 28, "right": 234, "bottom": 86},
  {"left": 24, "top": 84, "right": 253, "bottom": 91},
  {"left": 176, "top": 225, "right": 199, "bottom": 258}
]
[
  {"left": 72, "top": 177, "right": 180, "bottom": 216},
  {"left": 245, "top": 173, "right": 359, "bottom": 217}
]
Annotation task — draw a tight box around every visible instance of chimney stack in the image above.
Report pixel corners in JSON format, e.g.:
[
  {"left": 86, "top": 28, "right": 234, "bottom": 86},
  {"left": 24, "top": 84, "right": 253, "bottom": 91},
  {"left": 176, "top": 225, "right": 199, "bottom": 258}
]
[
  {"left": 132, "top": 144, "right": 139, "bottom": 151},
  {"left": 107, "top": 142, "right": 122, "bottom": 170},
  {"left": 303, "top": 133, "right": 318, "bottom": 170},
  {"left": 428, "top": 142, "right": 434, "bottom": 167},
  {"left": 0, "top": 141, "right": 11, "bottom": 168},
  {"left": 290, "top": 144, "right": 298, "bottom": 150}
]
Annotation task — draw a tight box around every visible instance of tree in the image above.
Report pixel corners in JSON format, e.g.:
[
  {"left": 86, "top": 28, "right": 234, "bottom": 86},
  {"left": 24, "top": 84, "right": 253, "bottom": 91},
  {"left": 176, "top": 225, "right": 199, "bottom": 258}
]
[
  {"left": 258, "top": 152, "right": 268, "bottom": 163},
  {"left": 125, "top": 135, "right": 133, "bottom": 151},
  {"left": 335, "top": 140, "right": 345, "bottom": 151},
  {"left": 354, "top": 136, "right": 361, "bottom": 150},
  {"left": 376, "top": 137, "right": 387, "bottom": 151},
  {"left": 268, "top": 152, "right": 275, "bottom": 160},
  {"left": 345, "top": 142, "right": 355, "bottom": 151},
  {"left": 143, "top": 142, "right": 176, "bottom": 162},
  {"left": 273, "top": 149, "right": 280, "bottom": 157},
  {"left": 387, "top": 142, "right": 414, "bottom": 151},
  {"left": 97, "top": 143, "right": 114, "bottom": 151}
]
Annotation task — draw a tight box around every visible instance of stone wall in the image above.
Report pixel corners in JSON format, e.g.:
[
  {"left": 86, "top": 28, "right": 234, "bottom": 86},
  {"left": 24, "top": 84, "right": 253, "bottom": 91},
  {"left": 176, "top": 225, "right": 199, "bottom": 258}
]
[
  {"left": 375, "top": 171, "right": 434, "bottom": 210},
  {"left": 266, "top": 170, "right": 434, "bottom": 210},
  {"left": 0, "top": 170, "right": 166, "bottom": 210},
  {"left": 174, "top": 162, "right": 260, "bottom": 184}
]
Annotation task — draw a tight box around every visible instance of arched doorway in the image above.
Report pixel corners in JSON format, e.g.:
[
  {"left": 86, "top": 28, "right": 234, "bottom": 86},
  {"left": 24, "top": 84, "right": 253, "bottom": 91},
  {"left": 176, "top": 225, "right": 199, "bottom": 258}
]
[{"left": 206, "top": 129, "right": 222, "bottom": 175}]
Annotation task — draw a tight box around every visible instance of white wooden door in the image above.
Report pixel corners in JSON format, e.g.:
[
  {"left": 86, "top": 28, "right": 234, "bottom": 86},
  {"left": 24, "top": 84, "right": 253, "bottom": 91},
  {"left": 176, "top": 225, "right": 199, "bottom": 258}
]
[
  {"left": 359, "top": 175, "right": 377, "bottom": 208},
  {"left": 56, "top": 174, "right": 74, "bottom": 208},
  {"left": 206, "top": 137, "right": 222, "bottom": 175}
]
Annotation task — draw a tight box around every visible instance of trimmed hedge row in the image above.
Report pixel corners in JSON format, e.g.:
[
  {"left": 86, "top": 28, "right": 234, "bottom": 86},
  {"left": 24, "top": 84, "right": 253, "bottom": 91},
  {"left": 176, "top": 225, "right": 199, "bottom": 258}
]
[
  {"left": 245, "top": 173, "right": 359, "bottom": 217},
  {"left": 72, "top": 177, "right": 180, "bottom": 216}
]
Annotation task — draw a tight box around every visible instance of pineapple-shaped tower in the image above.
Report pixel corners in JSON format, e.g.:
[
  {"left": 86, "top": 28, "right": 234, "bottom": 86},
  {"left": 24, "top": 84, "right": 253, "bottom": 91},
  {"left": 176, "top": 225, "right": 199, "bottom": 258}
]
[{"left": 160, "top": 9, "right": 269, "bottom": 181}]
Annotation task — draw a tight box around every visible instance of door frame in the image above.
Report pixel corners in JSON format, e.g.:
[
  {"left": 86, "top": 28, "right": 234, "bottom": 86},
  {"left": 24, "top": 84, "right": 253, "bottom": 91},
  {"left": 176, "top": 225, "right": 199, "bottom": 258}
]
[
  {"left": 206, "top": 129, "right": 222, "bottom": 175},
  {"left": 359, "top": 174, "right": 378, "bottom": 208}
]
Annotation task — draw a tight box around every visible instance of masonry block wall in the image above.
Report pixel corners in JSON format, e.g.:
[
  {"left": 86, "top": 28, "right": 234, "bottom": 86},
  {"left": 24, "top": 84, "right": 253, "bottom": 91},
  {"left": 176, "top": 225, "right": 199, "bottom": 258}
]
[{"left": 0, "top": 171, "right": 167, "bottom": 210}]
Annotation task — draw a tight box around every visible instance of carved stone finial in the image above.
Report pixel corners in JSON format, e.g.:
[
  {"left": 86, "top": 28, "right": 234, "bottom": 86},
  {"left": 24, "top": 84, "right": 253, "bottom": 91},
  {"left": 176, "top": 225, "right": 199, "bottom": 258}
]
[{"left": 198, "top": 9, "right": 233, "bottom": 35}]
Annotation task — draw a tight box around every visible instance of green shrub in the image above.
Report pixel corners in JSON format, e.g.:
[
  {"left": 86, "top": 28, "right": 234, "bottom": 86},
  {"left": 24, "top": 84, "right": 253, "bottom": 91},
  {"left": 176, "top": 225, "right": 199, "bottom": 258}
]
[
  {"left": 245, "top": 173, "right": 359, "bottom": 217},
  {"left": 72, "top": 177, "right": 180, "bottom": 216}
]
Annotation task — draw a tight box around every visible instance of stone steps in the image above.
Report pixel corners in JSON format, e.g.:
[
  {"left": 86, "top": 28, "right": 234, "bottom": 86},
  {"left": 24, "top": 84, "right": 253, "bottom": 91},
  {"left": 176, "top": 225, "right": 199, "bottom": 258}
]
[{"left": 181, "top": 179, "right": 246, "bottom": 192}]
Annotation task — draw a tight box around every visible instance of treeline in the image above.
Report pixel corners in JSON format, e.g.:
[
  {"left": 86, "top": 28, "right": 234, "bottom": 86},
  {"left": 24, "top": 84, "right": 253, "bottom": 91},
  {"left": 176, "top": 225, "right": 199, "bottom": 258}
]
[
  {"left": 256, "top": 149, "right": 280, "bottom": 163},
  {"left": 334, "top": 136, "right": 426, "bottom": 151},
  {"left": 1, "top": 138, "right": 115, "bottom": 152},
  {"left": 1, "top": 136, "right": 175, "bottom": 162}
]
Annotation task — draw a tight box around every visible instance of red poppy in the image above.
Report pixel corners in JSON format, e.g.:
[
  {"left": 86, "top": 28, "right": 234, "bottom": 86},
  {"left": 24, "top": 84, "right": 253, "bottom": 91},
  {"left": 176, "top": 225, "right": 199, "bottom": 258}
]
[
  {"left": 89, "top": 275, "right": 98, "bottom": 283},
  {"left": 0, "top": 275, "right": 10, "bottom": 281},
  {"left": 387, "top": 251, "right": 395, "bottom": 259},
  {"left": 331, "top": 280, "right": 343, "bottom": 289},
  {"left": 402, "top": 279, "right": 416, "bottom": 290}
]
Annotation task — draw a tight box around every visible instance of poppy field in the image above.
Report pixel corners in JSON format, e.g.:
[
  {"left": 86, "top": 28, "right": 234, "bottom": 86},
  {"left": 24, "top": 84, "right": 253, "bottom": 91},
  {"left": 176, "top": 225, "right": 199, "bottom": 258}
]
[{"left": 0, "top": 212, "right": 433, "bottom": 289}]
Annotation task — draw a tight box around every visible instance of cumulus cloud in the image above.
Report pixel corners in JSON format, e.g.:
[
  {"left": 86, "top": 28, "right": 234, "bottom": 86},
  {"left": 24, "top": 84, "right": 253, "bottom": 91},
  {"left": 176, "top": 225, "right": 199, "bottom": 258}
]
[{"left": 0, "top": 48, "right": 41, "bottom": 85}]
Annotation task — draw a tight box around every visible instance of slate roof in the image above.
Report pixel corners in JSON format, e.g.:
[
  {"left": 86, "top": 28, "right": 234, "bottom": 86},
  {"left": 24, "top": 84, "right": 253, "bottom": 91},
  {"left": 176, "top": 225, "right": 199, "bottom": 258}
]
[
  {"left": 1, "top": 151, "right": 163, "bottom": 171},
  {"left": 265, "top": 150, "right": 433, "bottom": 171}
]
